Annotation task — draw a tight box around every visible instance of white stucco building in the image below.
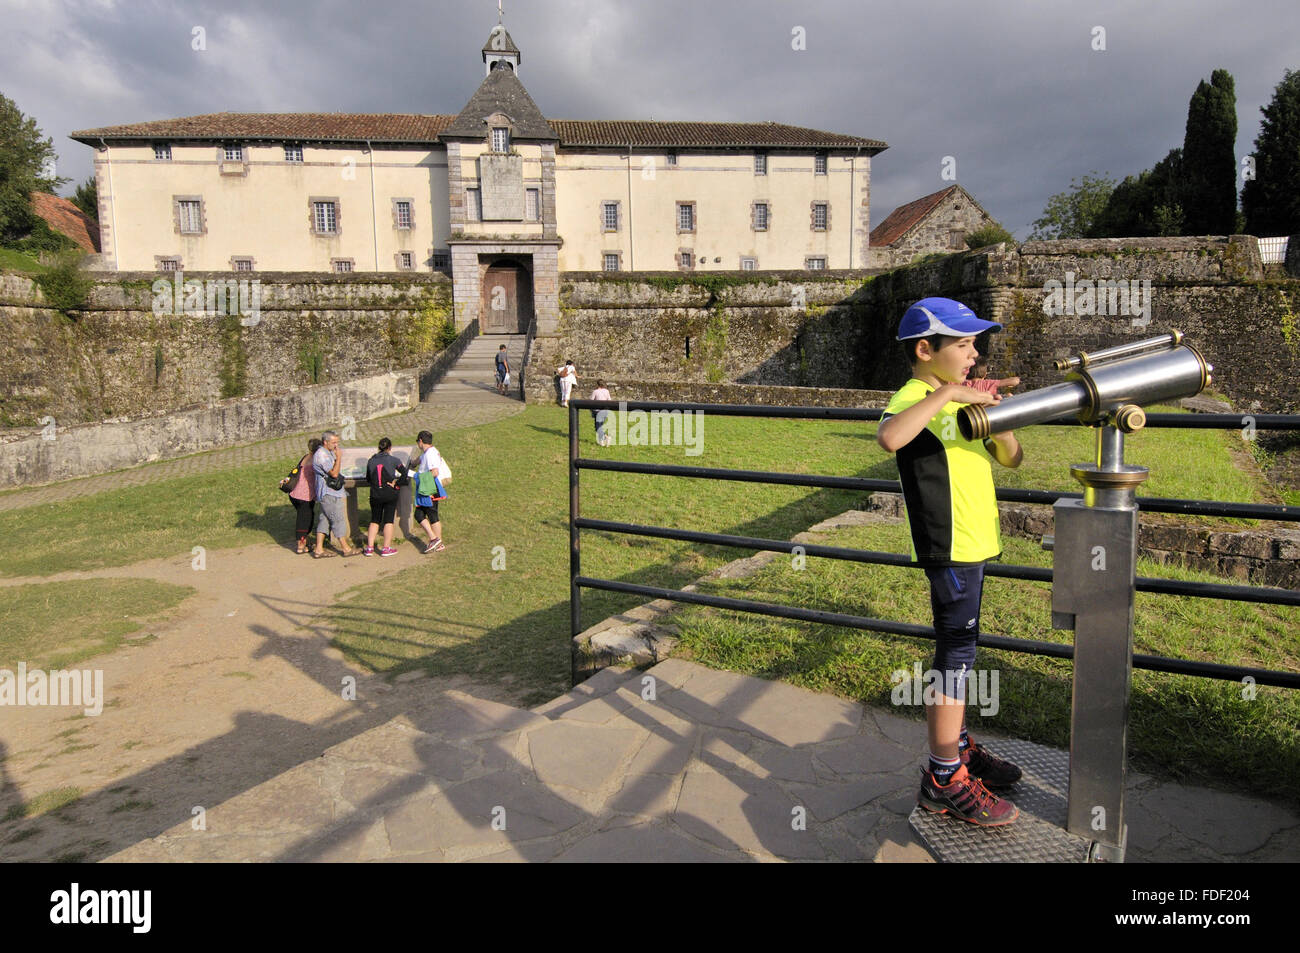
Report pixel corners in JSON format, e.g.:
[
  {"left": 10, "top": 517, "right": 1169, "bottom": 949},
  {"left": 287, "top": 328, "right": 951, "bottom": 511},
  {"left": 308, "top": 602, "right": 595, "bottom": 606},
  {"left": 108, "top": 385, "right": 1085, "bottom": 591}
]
[{"left": 72, "top": 22, "right": 887, "bottom": 335}]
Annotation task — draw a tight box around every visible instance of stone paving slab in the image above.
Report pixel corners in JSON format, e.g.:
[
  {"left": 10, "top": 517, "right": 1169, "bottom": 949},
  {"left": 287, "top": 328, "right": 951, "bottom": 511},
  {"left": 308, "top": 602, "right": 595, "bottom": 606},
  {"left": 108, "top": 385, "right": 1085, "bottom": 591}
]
[{"left": 105, "top": 659, "right": 1300, "bottom": 863}]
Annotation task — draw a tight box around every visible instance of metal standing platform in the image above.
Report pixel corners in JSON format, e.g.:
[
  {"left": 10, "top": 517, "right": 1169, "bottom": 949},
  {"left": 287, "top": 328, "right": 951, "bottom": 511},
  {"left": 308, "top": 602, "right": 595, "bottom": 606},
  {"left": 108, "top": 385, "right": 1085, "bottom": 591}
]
[{"left": 908, "top": 739, "right": 1093, "bottom": 863}]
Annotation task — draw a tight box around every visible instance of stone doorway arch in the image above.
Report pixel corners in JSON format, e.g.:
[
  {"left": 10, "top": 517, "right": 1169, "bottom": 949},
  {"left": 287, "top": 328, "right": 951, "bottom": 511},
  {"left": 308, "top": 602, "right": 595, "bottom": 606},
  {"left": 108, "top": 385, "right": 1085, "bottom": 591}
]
[{"left": 481, "top": 257, "right": 533, "bottom": 334}]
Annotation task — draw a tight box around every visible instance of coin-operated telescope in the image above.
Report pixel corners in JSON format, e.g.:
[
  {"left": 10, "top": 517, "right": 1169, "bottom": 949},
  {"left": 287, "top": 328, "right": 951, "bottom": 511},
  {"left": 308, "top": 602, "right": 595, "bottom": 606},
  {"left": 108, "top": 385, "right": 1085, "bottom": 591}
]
[
  {"left": 970, "top": 332, "right": 1211, "bottom": 862},
  {"left": 958, "top": 331, "right": 1211, "bottom": 448}
]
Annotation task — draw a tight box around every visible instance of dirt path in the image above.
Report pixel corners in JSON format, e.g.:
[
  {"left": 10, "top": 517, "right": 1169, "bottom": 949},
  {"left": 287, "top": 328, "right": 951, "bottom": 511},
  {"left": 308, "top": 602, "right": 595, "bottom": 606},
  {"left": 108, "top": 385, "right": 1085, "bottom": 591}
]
[{"left": 0, "top": 539, "right": 523, "bottom": 862}]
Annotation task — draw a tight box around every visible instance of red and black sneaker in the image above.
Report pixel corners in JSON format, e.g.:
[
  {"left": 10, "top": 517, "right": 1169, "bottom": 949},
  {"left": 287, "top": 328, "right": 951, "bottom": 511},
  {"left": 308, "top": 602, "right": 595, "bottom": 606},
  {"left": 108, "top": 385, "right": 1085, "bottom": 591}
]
[
  {"left": 961, "top": 737, "right": 1023, "bottom": 789},
  {"left": 918, "top": 763, "right": 1019, "bottom": 826}
]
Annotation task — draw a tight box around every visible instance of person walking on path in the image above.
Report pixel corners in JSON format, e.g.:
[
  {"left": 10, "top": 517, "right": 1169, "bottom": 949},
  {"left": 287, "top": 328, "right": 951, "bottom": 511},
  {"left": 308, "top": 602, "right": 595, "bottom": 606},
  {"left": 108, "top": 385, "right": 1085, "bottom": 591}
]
[
  {"left": 288, "top": 437, "right": 321, "bottom": 553},
  {"left": 557, "top": 359, "right": 577, "bottom": 407},
  {"left": 590, "top": 380, "right": 613, "bottom": 447},
  {"left": 495, "top": 344, "right": 511, "bottom": 396},
  {"left": 413, "top": 430, "right": 449, "bottom": 553},
  {"left": 364, "top": 437, "right": 408, "bottom": 557},
  {"left": 313, "top": 430, "right": 358, "bottom": 558}
]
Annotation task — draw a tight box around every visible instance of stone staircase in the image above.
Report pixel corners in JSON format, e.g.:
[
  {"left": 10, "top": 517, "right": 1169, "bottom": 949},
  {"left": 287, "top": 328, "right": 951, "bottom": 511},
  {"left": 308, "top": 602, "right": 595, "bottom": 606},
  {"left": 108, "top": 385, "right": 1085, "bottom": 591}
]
[{"left": 424, "top": 333, "right": 528, "bottom": 404}]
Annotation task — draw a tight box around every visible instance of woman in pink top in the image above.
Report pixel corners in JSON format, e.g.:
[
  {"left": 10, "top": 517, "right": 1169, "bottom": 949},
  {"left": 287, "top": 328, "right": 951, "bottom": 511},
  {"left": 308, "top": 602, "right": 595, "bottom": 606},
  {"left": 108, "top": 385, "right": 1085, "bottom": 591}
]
[
  {"left": 591, "top": 380, "right": 613, "bottom": 447},
  {"left": 289, "top": 438, "right": 321, "bottom": 553},
  {"left": 963, "top": 358, "right": 1020, "bottom": 396}
]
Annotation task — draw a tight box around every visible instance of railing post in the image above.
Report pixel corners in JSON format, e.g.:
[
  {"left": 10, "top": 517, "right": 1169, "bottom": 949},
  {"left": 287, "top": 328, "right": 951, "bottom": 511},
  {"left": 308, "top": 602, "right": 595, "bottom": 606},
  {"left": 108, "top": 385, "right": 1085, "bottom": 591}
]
[{"left": 569, "top": 401, "right": 581, "bottom": 685}]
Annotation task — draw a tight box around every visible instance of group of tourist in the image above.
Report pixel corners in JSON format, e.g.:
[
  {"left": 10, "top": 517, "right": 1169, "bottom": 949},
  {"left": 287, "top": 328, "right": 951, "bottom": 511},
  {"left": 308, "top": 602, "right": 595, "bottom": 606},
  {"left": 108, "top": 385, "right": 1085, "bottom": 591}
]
[{"left": 282, "top": 429, "right": 450, "bottom": 558}]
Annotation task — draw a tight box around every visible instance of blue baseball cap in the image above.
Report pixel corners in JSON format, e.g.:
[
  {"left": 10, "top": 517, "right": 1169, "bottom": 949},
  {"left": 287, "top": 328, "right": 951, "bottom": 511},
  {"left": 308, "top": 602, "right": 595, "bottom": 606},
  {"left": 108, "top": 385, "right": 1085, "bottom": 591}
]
[{"left": 896, "top": 297, "right": 1002, "bottom": 340}]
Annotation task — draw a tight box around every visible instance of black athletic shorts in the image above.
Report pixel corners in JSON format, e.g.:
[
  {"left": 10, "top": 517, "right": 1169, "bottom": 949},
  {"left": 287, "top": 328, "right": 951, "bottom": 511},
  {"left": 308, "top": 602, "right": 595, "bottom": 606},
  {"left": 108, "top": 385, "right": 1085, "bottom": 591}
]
[
  {"left": 415, "top": 501, "right": 439, "bottom": 524},
  {"left": 369, "top": 497, "right": 397, "bottom": 526}
]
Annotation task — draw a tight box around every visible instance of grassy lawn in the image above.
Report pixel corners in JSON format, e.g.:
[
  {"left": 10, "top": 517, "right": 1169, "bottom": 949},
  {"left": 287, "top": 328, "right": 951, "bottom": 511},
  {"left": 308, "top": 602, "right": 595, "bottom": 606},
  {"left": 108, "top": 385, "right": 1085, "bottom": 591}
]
[
  {"left": 0, "top": 579, "right": 194, "bottom": 670},
  {"left": 666, "top": 520, "right": 1299, "bottom": 802},
  {"left": 0, "top": 404, "right": 1285, "bottom": 721},
  {"left": 0, "top": 248, "right": 46, "bottom": 273}
]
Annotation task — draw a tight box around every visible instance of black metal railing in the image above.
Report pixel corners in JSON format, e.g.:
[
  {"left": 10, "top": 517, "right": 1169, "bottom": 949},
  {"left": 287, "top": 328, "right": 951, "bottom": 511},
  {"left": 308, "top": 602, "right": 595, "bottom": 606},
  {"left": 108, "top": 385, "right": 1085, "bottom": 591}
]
[{"left": 568, "top": 399, "right": 1300, "bottom": 688}]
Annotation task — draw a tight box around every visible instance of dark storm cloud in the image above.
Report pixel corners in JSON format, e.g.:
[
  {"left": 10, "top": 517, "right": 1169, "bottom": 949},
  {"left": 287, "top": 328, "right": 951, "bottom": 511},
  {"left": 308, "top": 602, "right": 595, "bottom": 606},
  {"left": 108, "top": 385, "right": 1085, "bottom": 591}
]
[{"left": 1, "top": 0, "right": 1296, "bottom": 236}]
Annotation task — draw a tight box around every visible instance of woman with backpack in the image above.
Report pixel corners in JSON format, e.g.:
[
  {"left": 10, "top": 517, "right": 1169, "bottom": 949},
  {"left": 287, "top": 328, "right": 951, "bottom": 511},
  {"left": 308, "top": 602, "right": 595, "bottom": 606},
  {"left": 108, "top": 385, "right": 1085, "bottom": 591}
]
[
  {"left": 284, "top": 437, "right": 322, "bottom": 554},
  {"left": 363, "top": 437, "right": 409, "bottom": 557}
]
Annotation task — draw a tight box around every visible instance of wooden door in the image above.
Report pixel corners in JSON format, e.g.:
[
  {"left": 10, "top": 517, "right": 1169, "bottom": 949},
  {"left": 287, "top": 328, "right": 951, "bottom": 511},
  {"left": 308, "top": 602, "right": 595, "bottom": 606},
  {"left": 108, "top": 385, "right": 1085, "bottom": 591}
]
[{"left": 483, "top": 264, "right": 517, "bottom": 333}]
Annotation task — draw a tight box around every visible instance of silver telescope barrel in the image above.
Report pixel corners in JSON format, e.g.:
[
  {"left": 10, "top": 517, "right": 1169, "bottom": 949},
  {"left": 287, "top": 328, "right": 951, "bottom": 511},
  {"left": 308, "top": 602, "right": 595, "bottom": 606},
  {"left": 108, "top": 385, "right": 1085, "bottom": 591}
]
[
  {"left": 1052, "top": 331, "right": 1183, "bottom": 371},
  {"left": 959, "top": 338, "right": 1211, "bottom": 440}
]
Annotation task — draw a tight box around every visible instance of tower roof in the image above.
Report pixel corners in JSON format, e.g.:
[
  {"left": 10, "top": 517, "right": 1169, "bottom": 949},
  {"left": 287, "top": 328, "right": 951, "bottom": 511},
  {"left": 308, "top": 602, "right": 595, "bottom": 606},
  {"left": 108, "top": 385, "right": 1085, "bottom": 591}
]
[
  {"left": 441, "top": 65, "right": 556, "bottom": 140},
  {"left": 482, "top": 24, "right": 520, "bottom": 61}
]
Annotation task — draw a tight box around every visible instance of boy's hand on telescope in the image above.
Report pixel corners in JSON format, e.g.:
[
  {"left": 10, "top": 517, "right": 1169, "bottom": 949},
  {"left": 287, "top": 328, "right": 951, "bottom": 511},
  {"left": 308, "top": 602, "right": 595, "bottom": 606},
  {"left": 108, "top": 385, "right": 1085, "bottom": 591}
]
[{"left": 939, "top": 383, "right": 1000, "bottom": 405}]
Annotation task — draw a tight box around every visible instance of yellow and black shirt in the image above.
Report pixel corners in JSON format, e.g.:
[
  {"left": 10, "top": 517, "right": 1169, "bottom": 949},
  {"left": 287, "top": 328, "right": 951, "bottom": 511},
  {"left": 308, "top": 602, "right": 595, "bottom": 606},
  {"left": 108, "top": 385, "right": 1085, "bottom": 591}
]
[{"left": 881, "top": 379, "right": 1002, "bottom": 566}]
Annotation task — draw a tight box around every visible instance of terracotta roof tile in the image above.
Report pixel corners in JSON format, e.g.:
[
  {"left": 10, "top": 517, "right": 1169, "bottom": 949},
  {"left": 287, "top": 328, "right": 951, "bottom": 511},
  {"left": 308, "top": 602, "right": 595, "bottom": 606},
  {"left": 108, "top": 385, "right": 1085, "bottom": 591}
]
[
  {"left": 70, "top": 113, "right": 457, "bottom": 145},
  {"left": 29, "top": 192, "right": 99, "bottom": 253},
  {"left": 70, "top": 113, "right": 885, "bottom": 152},
  {"left": 549, "top": 120, "right": 885, "bottom": 151},
  {"left": 869, "top": 185, "right": 961, "bottom": 248}
]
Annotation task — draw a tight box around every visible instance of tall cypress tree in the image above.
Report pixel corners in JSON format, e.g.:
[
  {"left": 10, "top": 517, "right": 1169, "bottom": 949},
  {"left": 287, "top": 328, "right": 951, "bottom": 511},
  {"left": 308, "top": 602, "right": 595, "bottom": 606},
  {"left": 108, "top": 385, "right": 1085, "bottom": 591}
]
[
  {"left": 1180, "top": 69, "right": 1238, "bottom": 235},
  {"left": 1242, "top": 69, "right": 1300, "bottom": 237}
]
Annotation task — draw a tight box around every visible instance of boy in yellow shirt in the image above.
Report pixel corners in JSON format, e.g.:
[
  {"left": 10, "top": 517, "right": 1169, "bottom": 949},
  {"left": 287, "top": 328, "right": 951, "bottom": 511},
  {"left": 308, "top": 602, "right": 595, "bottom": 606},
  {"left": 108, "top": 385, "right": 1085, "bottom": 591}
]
[{"left": 877, "top": 297, "right": 1024, "bottom": 826}]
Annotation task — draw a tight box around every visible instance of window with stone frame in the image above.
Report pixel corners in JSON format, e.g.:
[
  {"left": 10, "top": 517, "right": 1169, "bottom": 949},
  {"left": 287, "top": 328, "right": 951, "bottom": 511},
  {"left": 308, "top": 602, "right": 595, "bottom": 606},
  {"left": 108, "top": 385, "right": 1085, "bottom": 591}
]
[
  {"left": 331, "top": 259, "right": 354, "bottom": 273},
  {"left": 393, "top": 198, "right": 414, "bottom": 230},
  {"left": 754, "top": 153, "right": 767, "bottom": 175},
  {"left": 814, "top": 152, "right": 827, "bottom": 174},
  {"left": 432, "top": 250, "right": 451, "bottom": 269},
  {"left": 603, "top": 253, "right": 621, "bottom": 272},
  {"left": 806, "top": 257, "right": 827, "bottom": 270},
  {"left": 602, "top": 201, "right": 620, "bottom": 232},
  {"left": 311, "top": 199, "right": 339, "bottom": 235},
  {"left": 811, "top": 201, "right": 829, "bottom": 231},
  {"left": 740, "top": 257, "right": 757, "bottom": 271},
  {"left": 154, "top": 143, "right": 172, "bottom": 161},
  {"left": 224, "top": 144, "right": 244, "bottom": 162},
  {"left": 492, "top": 127, "right": 510, "bottom": 153},
  {"left": 157, "top": 256, "right": 182, "bottom": 272},
  {"left": 395, "top": 251, "right": 414, "bottom": 271},
  {"left": 284, "top": 144, "right": 303, "bottom": 163},
  {"left": 176, "top": 199, "right": 203, "bottom": 234},
  {"left": 231, "top": 257, "right": 255, "bottom": 272},
  {"left": 676, "top": 201, "right": 695, "bottom": 233},
  {"left": 666, "top": 151, "right": 678, "bottom": 167},
  {"left": 752, "top": 201, "right": 770, "bottom": 231},
  {"left": 526, "top": 188, "right": 540, "bottom": 221},
  {"left": 678, "top": 249, "right": 694, "bottom": 270}
]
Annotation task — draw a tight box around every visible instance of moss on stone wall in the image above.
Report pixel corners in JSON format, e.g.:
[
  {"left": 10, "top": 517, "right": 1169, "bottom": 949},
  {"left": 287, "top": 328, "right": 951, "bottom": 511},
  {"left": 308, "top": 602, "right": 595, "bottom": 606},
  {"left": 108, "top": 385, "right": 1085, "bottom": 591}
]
[
  {"left": 702, "top": 307, "right": 729, "bottom": 383},
  {"left": 218, "top": 314, "right": 248, "bottom": 398}
]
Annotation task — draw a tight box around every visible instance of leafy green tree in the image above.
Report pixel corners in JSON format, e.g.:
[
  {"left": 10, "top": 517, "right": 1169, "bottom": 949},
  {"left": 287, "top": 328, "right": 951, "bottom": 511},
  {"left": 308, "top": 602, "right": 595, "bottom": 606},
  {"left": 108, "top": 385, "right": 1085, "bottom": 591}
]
[
  {"left": 1028, "top": 172, "right": 1116, "bottom": 239},
  {"left": 1090, "top": 149, "right": 1185, "bottom": 237},
  {"left": 71, "top": 176, "right": 97, "bottom": 220},
  {"left": 964, "top": 222, "right": 1015, "bottom": 249},
  {"left": 1242, "top": 69, "right": 1300, "bottom": 236},
  {"left": 1180, "top": 69, "right": 1238, "bottom": 234},
  {"left": 0, "top": 92, "right": 67, "bottom": 246}
]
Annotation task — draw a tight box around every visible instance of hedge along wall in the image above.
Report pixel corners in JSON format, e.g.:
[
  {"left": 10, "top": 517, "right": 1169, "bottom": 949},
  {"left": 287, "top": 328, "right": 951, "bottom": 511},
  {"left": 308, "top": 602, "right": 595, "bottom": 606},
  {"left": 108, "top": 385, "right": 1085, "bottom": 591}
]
[
  {"left": 526, "top": 238, "right": 1300, "bottom": 414},
  {"left": 0, "top": 271, "right": 453, "bottom": 429}
]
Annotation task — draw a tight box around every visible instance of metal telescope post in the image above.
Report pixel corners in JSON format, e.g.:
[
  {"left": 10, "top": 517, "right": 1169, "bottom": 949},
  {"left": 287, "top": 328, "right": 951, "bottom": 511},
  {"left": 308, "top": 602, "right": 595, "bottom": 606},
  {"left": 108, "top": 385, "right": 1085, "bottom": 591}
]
[
  {"left": 948, "top": 331, "right": 1211, "bottom": 863},
  {"left": 1050, "top": 408, "right": 1148, "bottom": 862}
]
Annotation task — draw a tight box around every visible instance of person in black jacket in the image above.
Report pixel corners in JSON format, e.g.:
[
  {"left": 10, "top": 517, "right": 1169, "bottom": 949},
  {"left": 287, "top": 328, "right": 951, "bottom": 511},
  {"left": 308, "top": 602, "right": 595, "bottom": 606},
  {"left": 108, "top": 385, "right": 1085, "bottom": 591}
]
[{"left": 363, "top": 437, "right": 408, "bottom": 556}]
